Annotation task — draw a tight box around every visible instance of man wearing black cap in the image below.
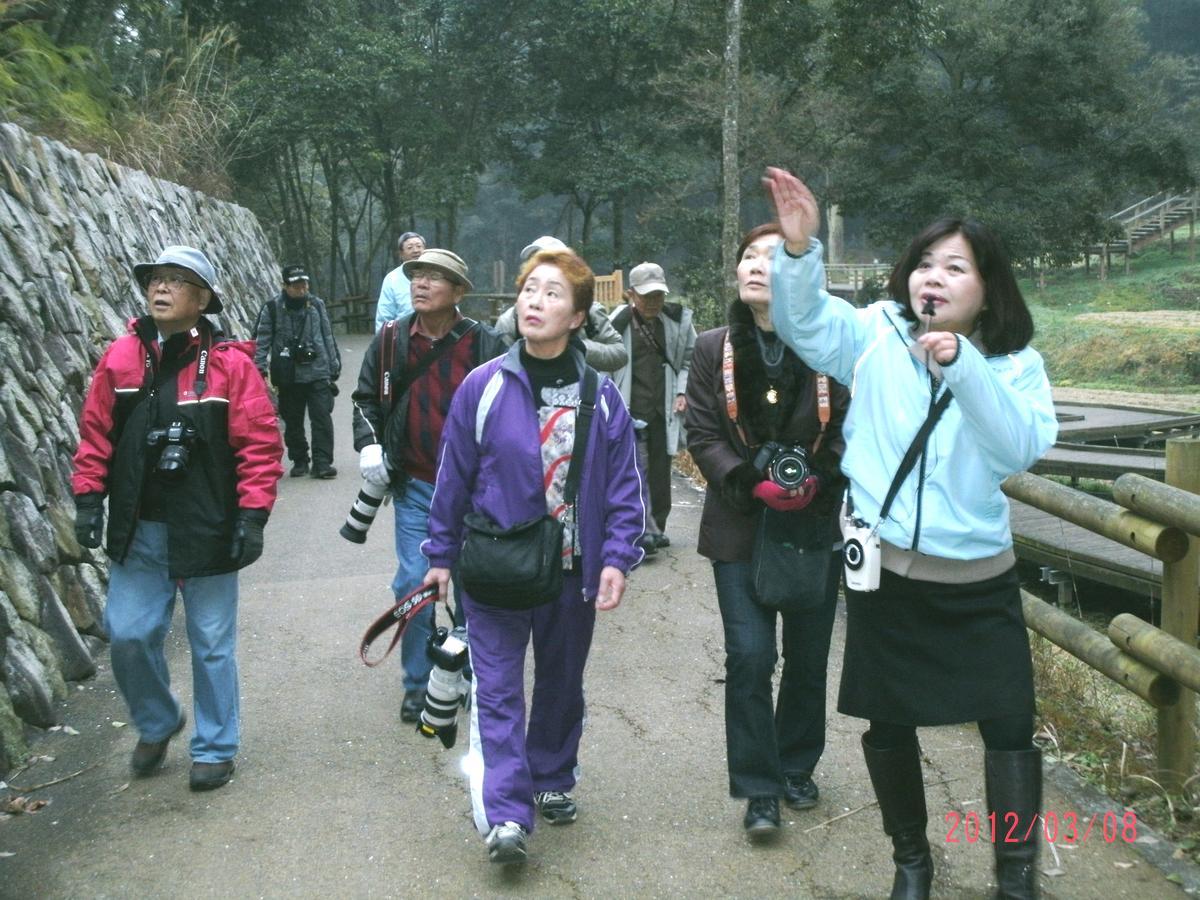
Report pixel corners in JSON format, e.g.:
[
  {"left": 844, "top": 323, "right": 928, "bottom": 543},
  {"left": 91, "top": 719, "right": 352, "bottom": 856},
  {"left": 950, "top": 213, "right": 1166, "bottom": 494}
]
[
  {"left": 72, "top": 245, "right": 283, "bottom": 791},
  {"left": 375, "top": 231, "right": 426, "bottom": 332},
  {"left": 254, "top": 265, "right": 342, "bottom": 478}
]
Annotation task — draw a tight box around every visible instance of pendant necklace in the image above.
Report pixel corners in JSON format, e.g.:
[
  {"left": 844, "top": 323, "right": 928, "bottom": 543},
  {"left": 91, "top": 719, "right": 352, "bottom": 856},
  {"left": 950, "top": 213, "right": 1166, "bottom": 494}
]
[{"left": 756, "top": 329, "right": 785, "bottom": 404}]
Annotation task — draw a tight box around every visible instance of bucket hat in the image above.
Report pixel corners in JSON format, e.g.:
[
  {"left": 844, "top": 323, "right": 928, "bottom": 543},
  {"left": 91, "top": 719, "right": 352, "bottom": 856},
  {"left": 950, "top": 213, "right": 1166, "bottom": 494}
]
[
  {"left": 133, "top": 246, "right": 223, "bottom": 313},
  {"left": 401, "top": 248, "right": 473, "bottom": 291}
]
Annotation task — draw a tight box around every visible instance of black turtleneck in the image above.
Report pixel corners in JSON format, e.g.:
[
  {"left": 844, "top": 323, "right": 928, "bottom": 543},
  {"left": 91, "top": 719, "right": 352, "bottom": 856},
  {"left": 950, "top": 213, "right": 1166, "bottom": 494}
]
[{"left": 520, "top": 345, "right": 578, "bottom": 407}]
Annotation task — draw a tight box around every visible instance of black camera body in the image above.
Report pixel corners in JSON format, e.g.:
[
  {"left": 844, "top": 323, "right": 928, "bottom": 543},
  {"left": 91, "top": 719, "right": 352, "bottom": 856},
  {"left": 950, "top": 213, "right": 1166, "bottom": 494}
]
[
  {"left": 752, "top": 441, "right": 812, "bottom": 490},
  {"left": 146, "top": 420, "right": 198, "bottom": 479},
  {"left": 290, "top": 341, "right": 318, "bottom": 364}
]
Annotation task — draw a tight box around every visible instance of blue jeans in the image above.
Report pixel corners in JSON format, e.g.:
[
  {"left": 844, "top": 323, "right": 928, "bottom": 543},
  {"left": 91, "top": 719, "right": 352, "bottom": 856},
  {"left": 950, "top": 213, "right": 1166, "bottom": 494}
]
[
  {"left": 104, "top": 521, "right": 239, "bottom": 762},
  {"left": 712, "top": 558, "right": 838, "bottom": 798},
  {"left": 391, "top": 478, "right": 438, "bottom": 693}
]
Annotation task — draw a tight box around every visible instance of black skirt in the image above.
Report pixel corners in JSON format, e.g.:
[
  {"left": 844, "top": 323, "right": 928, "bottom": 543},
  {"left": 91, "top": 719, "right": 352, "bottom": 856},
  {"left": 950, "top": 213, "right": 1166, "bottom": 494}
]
[{"left": 837, "top": 566, "right": 1035, "bottom": 726}]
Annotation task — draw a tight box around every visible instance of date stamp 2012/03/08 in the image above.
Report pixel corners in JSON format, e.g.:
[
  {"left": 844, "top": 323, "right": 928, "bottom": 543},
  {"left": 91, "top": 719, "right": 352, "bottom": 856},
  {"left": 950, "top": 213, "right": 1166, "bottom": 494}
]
[{"left": 945, "top": 810, "right": 1138, "bottom": 845}]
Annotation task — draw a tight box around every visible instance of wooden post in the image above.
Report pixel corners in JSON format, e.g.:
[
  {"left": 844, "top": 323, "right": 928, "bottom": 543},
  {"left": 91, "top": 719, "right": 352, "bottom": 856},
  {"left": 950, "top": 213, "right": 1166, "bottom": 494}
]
[{"left": 1157, "top": 438, "right": 1200, "bottom": 792}]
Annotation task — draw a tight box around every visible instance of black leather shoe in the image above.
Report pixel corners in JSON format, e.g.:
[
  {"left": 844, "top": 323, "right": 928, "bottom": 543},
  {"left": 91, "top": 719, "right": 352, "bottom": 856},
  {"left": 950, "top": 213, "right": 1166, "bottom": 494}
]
[
  {"left": 311, "top": 465, "right": 338, "bottom": 479},
  {"left": 290, "top": 462, "right": 309, "bottom": 477},
  {"left": 189, "top": 760, "right": 235, "bottom": 792},
  {"left": 653, "top": 534, "right": 671, "bottom": 548},
  {"left": 636, "top": 535, "right": 658, "bottom": 557},
  {"left": 130, "top": 711, "right": 187, "bottom": 777},
  {"left": 743, "top": 796, "right": 781, "bottom": 837},
  {"left": 400, "top": 689, "right": 426, "bottom": 723},
  {"left": 784, "top": 774, "right": 819, "bottom": 810}
]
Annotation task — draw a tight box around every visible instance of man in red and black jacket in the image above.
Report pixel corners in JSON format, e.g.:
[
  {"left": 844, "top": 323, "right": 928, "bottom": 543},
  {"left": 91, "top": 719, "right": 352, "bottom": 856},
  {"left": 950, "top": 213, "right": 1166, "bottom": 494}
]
[{"left": 72, "top": 246, "right": 283, "bottom": 792}]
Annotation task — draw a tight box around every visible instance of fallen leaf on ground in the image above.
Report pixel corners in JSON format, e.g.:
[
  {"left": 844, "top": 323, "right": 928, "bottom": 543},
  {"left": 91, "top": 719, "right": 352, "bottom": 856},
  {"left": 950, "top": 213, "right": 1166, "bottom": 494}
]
[
  {"left": 61, "top": 726, "right": 79, "bottom": 736},
  {"left": 112, "top": 721, "right": 126, "bottom": 728},
  {"left": 1043, "top": 867, "right": 1066, "bottom": 877},
  {"left": 3, "top": 797, "right": 49, "bottom": 815},
  {"left": 1114, "top": 861, "right": 1134, "bottom": 869},
  {"left": 0, "top": 851, "right": 15, "bottom": 858}
]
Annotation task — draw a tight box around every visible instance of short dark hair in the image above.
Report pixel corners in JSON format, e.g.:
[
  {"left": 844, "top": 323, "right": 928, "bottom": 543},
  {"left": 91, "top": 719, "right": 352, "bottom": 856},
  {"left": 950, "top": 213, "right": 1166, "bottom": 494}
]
[
  {"left": 887, "top": 218, "right": 1033, "bottom": 354},
  {"left": 735, "top": 222, "right": 783, "bottom": 268}
]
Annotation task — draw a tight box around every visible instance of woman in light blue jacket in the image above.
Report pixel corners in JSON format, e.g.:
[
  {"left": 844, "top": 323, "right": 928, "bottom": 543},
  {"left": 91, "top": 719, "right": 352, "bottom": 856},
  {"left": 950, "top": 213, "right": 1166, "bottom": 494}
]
[{"left": 764, "top": 168, "right": 1056, "bottom": 900}]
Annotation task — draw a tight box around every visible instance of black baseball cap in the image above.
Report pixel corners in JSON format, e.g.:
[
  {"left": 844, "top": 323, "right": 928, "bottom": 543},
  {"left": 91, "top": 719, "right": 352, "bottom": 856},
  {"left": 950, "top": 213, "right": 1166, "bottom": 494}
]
[{"left": 282, "top": 265, "right": 309, "bottom": 283}]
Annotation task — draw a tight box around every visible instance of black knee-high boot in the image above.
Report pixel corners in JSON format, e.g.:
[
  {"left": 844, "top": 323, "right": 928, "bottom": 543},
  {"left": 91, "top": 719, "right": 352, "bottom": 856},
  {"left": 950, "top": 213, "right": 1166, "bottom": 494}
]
[
  {"left": 984, "top": 748, "right": 1042, "bottom": 899},
  {"left": 862, "top": 734, "right": 933, "bottom": 900}
]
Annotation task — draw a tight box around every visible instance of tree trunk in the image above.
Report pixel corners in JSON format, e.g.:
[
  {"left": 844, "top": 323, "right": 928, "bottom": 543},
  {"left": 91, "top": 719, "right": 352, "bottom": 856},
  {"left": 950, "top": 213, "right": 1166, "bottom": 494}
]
[
  {"left": 720, "top": 0, "right": 742, "bottom": 303},
  {"left": 612, "top": 191, "right": 625, "bottom": 265}
]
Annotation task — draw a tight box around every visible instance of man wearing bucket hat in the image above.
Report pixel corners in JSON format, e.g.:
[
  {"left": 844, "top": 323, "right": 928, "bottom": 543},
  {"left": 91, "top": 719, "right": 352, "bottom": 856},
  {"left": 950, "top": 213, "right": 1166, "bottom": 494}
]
[
  {"left": 72, "top": 245, "right": 283, "bottom": 792},
  {"left": 491, "top": 236, "right": 627, "bottom": 373},
  {"left": 375, "top": 231, "right": 426, "bottom": 332},
  {"left": 352, "top": 248, "right": 504, "bottom": 721},
  {"left": 254, "top": 264, "right": 342, "bottom": 478},
  {"left": 610, "top": 261, "right": 696, "bottom": 554}
]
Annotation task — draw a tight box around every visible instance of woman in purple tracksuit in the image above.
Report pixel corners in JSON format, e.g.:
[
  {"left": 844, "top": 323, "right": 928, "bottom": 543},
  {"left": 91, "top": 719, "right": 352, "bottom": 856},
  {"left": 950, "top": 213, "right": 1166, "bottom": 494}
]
[{"left": 422, "top": 248, "right": 645, "bottom": 866}]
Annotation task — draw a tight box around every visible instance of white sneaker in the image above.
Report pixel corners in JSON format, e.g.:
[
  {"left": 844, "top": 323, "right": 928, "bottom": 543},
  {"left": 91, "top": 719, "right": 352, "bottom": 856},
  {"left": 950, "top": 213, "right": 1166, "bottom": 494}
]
[{"left": 486, "top": 821, "right": 528, "bottom": 864}]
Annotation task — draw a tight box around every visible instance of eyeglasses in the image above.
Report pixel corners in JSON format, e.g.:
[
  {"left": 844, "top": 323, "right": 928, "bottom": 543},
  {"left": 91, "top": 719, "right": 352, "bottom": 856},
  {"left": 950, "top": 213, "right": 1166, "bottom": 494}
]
[
  {"left": 148, "top": 273, "right": 204, "bottom": 290},
  {"left": 409, "top": 268, "right": 449, "bottom": 284}
]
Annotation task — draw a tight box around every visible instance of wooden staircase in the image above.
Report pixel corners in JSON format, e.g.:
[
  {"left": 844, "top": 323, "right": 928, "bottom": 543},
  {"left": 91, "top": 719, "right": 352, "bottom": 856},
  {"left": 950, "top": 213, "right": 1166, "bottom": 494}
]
[{"left": 1089, "top": 189, "right": 1198, "bottom": 258}]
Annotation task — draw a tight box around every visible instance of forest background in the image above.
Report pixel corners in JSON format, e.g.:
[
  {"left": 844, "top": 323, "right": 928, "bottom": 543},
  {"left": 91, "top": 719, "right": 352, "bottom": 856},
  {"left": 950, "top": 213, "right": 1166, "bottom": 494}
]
[{"left": 1, "top": 0, "right": 1198, "bottom": 319}]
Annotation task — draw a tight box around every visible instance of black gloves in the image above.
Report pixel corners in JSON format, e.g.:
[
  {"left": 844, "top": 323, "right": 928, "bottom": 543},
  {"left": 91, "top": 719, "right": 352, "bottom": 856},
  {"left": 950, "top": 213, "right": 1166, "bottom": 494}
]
[
  {"left": 720, "top": 462, "right": 763, "bottom": 515},
  {"left": 230, "top": 508, "right": 269, "bottom": 568},
  {"left": 74, "top": 493, "right": 105, "bottom": 549}
]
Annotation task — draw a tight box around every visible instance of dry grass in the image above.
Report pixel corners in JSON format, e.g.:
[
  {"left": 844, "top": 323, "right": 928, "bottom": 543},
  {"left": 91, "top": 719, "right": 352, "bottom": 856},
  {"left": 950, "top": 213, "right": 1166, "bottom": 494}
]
[{"left": 1031, "top": 633, "right": 1200, "bottom": 857}]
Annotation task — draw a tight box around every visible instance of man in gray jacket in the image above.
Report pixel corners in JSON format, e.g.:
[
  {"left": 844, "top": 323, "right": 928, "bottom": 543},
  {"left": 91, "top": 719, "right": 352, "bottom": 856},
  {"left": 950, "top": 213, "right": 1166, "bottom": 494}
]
[
  {"left": 610, "top": 261, "right": 696, "bottom": 551},
  {"left": 255, "top": 265, "right": 342, "bottom": 478}
]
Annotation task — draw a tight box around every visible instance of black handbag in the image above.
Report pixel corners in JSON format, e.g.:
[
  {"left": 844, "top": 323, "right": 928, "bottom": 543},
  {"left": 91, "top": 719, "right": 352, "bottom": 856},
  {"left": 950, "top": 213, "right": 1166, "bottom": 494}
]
[
  {"left": 751, "top": 508, "right": 836, "bottom": 612},
  {"left": 457, "top": 366, "right": 599, "bottom": 610}
]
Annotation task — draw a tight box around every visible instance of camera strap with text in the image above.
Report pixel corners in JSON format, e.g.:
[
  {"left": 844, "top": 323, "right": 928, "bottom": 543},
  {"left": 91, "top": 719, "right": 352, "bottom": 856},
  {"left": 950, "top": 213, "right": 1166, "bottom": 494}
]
[
  {"left": 359, "top": 582, "right": 439, "bottom": 667},
  {"left": 378, "top": 317, "right": 478, "bottom": 406}
]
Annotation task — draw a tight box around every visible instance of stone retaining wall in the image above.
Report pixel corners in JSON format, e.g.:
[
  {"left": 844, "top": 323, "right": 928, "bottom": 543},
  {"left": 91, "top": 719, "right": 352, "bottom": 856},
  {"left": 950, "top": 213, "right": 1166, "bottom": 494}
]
[{"left": 0, "top": 122, "right": 279, "bottom": 772}]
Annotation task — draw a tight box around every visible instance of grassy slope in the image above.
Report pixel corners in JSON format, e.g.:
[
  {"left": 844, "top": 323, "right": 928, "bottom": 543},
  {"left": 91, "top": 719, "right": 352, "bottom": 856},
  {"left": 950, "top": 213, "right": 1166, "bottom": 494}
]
[{"left": 1024, "top": 234, "right": 1200, "bottom": 392}]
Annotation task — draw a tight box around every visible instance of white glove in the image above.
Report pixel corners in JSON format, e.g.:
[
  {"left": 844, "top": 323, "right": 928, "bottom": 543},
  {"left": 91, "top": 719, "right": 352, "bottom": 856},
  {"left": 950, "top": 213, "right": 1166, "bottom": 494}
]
[{"left": 359, "top": 444, "right": 390, "bottom": 487}]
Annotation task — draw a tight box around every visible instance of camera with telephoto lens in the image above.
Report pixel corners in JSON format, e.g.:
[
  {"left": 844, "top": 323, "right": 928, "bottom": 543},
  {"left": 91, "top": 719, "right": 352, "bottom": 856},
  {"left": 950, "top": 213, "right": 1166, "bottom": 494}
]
[
  {"left": 290, "top": 341, "right": 318, "bottom": 364},
  {"left": 146, "top": 420, "right": 198, "bottom": 480},
  {"left": 752, "top": 441, "right": 812, "bottom": 490},
  {"left": 339, "top": 479, "right": 388, "bottom": 543},
  {"left": 417, "top": 625, "right": 470, "bottom": 748}
]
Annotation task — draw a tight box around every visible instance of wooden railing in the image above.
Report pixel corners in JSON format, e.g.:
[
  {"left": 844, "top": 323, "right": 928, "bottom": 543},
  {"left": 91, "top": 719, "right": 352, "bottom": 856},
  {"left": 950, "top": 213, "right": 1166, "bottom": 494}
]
[
  {"left": 1088, "top": 189, "right": 1199, "bottom": 274},
  {"left": 1004, "top": 439, "right": 1200, "bottom": 790}
]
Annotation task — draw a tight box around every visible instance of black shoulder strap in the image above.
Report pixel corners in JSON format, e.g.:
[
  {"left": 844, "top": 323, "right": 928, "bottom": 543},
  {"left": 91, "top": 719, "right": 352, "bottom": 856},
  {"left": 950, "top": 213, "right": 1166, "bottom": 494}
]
[
  {"left": 875, "top": 389, "right": 953, "bottom": 524},
  {"left": 563, "top": 366, "right": 599, "bottom": 505},
  {"left": 384, "top": 317, "right": 479, "bottom": 406}
]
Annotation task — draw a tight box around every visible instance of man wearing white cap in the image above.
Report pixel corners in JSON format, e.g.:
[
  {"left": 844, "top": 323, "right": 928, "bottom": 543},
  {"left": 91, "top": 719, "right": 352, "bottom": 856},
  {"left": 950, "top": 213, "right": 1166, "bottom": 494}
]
[
  {"left": 610, "top": 261, "right": 696, "bottom": 552},
  {"left": 72, "top": 245, "right": 283, "bottom": 792},
  {"left": 492, "top": 236, "right": 627, "bottom": 373}
]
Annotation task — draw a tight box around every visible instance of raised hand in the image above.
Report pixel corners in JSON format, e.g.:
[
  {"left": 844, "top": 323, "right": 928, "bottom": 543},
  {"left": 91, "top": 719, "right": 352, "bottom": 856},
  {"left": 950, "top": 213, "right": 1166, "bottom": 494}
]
[{"left": 762, "top": 167, "right": 820, "bottom": 256}]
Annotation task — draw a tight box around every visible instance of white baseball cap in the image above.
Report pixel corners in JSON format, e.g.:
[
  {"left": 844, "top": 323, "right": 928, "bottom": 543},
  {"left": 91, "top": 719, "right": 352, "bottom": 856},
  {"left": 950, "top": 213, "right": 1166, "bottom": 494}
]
[
  {"left": 629, "top": 261, "right": 669, "bottom": 295},
  {"left": 520, "top": 235, "right": 568, "bottom": 260}
]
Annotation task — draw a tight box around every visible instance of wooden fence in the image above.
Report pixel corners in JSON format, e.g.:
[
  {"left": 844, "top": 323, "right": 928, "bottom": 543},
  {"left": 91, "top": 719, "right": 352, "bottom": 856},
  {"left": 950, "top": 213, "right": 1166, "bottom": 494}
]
[{"left": 1004, "top": 438, "right": 1200, "bottom": 791}]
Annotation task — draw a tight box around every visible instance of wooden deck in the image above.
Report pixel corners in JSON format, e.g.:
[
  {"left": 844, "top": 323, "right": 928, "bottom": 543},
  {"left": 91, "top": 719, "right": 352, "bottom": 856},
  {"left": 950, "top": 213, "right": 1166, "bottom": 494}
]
[
  {"left": 1054, "top": 401, "right": 1200, "bottom": 446},
  {"left": 1030, "top": 443, "right": 1167, "bottom": 481}
]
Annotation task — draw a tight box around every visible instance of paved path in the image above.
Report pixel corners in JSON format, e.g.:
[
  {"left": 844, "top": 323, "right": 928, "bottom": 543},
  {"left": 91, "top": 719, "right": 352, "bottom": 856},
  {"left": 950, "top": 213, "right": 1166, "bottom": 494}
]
[{"left": 1, "top": 336, "right": 1193, "bottom": 898}]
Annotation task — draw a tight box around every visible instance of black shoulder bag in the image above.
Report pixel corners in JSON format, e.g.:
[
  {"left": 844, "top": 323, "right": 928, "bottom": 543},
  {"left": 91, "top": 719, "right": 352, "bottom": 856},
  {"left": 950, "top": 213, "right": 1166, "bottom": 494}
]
[{"left": 458, "top": 366, "right": 599, "bottom": 609}]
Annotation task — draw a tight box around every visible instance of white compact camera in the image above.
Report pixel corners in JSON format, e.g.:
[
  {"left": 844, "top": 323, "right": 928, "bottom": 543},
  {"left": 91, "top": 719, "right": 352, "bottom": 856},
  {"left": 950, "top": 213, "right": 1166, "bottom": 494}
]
[{"left": 841, "top": 514, "right": 881, "bottom": 592}]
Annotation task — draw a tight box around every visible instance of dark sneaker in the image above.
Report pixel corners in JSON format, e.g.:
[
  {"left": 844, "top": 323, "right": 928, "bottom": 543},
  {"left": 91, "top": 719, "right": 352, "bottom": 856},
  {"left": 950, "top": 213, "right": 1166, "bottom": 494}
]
[
  {"left": 130, "top": 711, "right": 187, "bottom": 777},
  {"left": 637, "top": 535, "right": 658, "bottom": 557},
  {"left": 189, "top": 759, "right": 235, "bottom": 792},
  {"left": 311, "top": 465, "right": 338, "bottom": 479},
  {"left": 290, "top": 462, "right": 310, "bottom": 477},
  {"left": 653, "top": 534, "right": 671, "bottom": 549},
  {"left": 784, "top": 774, "right": 819, "bottom": 810},
  {"left": 534, "top": 790, "right": 577, "bottom": 825},
  {"left": 400, "top": 689, "right": 426, "bottom": 723},
  {"left": 743, "top": 796, "right": 781, "bottom": 838},
  {"left": 486, "top": 821, "right": 528, "bottom": 865}
]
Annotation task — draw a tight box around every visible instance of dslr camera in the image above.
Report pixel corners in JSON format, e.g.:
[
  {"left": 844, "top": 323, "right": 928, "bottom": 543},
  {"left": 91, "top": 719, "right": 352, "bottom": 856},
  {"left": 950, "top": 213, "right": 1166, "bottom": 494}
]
[
  {"left": 417, "top": 625, "right": 470, "bottom": 748},
  {"left": 146, "top": 420, "right": 198, "bottom": 480},
  {"left": 290, "top": 341, "right": 318, "bottom": 364},
  {"left": 753, "top": 441, "right": 812, "bottom": 490}
]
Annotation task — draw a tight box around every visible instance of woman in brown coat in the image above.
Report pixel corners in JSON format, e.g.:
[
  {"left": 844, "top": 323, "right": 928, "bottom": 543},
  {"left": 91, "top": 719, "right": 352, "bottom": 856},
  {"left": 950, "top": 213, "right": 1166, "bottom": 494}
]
[{"left": 684, "top": 223, "right": 849, "bottom": 838}]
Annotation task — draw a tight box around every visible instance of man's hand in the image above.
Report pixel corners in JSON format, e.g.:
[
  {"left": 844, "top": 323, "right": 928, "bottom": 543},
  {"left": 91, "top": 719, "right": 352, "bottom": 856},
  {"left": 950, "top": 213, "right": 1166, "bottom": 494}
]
[
  {"left": 596, "top": 566, "right": 625, "bottom": 611},
  {"left": 74, "top": 493, "right": 104, "bottom": 549},
  {"left": 230, "top": 508, "right": 268, "bottom": 568},
  {"left": 423, "top": 567, "right": 452, "bottom": 604},
  {"left": 359, "top": 444, "right": 389, "bottom": 487},
  {"left": 762, "top": 166, "right": 820, "bottom": 257}
]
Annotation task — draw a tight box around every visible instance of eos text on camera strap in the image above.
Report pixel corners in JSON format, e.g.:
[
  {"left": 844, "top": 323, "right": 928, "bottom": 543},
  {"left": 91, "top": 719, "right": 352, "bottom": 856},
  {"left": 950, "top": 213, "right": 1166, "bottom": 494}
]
[
  {"left": 136, "top": 323, "right": 214, "bottom": 401},
  {"left": 359, "top": 582, "right": 439, "bottom": 667},
  {"left": 721, "top": 331, "right": 830, "bottom": 454}
]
